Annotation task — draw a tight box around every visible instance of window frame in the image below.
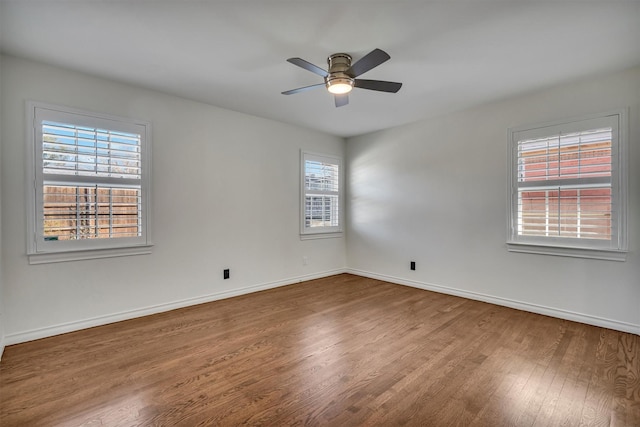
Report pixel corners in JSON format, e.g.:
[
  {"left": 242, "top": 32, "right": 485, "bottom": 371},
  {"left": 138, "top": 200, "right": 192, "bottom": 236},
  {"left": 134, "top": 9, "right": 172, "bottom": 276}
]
[
  {"left": 506, "top": 109, "right": 628, "bottom": 261},
  {"left": 300, "top": 151, "right": 343, "bottom": 238},
  {"left": 26, "top": 101, "right": 153, "bottom": 264}
]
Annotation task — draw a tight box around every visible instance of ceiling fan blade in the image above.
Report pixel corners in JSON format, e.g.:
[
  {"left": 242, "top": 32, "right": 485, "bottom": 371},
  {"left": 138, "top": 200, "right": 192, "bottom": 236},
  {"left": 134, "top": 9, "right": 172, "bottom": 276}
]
[
  {"left": 335, "top": 94, "right": 349, "bottom": 107},
  {"left": 354, "top": 79, "right": 402, "bottom": 93},
  {"left": 286, "top": 57, "right": 328, "bottom": 77},
  {"left": 348, "top": 48, "right": 391, "bottom": 77},
  {"left": 281, "top": 83, "right": 326, "bottom": 95}
]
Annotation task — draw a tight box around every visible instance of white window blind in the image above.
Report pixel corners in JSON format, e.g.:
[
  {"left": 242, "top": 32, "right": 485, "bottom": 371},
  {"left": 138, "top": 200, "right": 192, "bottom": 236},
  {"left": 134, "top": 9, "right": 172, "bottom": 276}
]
[
  {"left": 27, "top": 102, "right": 152, "bottom": 261},
  {"left": 42, "top": 121, "right": 142, "bottom": 240},
  {"left": 301, "top": 152, "right": 342, "bottom": 235},
  {"left": 42, "top": 121, "right": 142, "bottom": 179},
  {"left": 516, "top": 128, "right": 613, "bottom": 240},
  {"left": 42, "top": 184, "right": 141, "bottom": 241},
  {"left": 507, "top": 111, "right": 627, "bottom": 259}
]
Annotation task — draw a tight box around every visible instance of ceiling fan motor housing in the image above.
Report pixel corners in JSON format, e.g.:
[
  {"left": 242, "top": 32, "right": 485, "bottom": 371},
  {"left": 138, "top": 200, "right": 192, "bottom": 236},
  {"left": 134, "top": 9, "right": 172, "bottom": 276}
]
[{"left": 325, "top": 53, "right": 354, "bottom": 93}]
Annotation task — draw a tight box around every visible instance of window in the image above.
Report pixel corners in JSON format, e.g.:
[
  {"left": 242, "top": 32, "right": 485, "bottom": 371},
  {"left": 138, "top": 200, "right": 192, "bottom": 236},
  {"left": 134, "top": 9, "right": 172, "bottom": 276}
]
[
  {"left": 507, "top": 110, "right": 627, "bottom": 260},
  {"left": 301, "top": 151, "right": 342, "bottom": 236},
  {"left": 27, "top": 102, "right": 152, "bottom": 263}
]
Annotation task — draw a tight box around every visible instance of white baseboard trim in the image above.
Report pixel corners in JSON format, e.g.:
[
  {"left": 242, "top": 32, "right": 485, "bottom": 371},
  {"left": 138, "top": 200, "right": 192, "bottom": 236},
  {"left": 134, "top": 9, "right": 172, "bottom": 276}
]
[
  {"left": 347, "top": 268, "right": 640, "bottom": 336},
  {"left": 0, "top": 314, "right": 4, "bottom": 360},
  {"left": 4, "top": 268, "right": 347, "bottom": 346}
]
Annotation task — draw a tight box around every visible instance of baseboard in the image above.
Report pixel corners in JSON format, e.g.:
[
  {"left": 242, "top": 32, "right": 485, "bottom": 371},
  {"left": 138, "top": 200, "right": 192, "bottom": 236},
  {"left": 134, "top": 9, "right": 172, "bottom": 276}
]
[
  {"left": 0, "top": 314, "right": 4, "bottom": 360},
  {"left": 4, "top": 268, "right": 347, "bottom": 346},
  {"left": 347, "top": 268, "right": 640, "bottom": 336},
  {"left": 7, "top": 267, "right": 636, "bottom": 346}
]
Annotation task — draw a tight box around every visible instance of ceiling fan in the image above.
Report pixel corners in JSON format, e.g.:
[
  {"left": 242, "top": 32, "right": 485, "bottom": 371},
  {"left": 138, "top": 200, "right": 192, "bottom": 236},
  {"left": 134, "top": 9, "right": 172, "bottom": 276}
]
[{"left": 281, "top": 48, "right": 402, "bottom": 107}]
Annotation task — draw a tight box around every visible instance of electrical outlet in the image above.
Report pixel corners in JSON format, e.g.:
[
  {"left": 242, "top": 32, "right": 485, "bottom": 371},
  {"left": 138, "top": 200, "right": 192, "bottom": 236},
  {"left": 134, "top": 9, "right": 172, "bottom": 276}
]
[
  {"left": 410, "top": 261, "right": 416, "bottom": 271},
  {"left": 223, "top": 269, "right": 230, "bottom": 279},
  {"left": 302, "top": 256, "right": 308, "bottom": 266}
]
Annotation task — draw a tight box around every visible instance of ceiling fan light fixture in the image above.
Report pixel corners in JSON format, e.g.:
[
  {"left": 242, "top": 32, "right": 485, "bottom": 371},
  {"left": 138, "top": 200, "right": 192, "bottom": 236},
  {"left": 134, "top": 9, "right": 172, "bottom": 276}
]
[{"left": 326, "top": 77, "right": 354, "bottom": 94}]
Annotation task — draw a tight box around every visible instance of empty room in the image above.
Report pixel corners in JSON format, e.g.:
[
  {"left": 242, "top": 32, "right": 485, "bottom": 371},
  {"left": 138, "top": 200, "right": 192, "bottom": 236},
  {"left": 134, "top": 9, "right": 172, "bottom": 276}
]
[{"left": 0, "top": 1, "right": 639, "bottom": 426}]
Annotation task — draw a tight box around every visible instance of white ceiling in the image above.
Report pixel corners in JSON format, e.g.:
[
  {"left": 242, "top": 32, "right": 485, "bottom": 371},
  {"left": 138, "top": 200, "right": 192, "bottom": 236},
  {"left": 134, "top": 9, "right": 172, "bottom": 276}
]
[{"left": 1, "top": 1, "right": 639, "bottom": 138}]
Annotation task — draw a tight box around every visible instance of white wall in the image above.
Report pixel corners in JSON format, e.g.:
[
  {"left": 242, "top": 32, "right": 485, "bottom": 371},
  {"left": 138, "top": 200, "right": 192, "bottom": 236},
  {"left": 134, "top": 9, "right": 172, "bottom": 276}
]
[
  {"left": 2, "top": 55, "right": 638, "bottom": 346},
  {"left": 0, "top": 55, "right": 346, "bottom": 344},
  {"left": 347, "top": 67, "right": 640, "bottom": 334},
  {"left": 0, "top": 52, "right": 5, "bottom": 358}
]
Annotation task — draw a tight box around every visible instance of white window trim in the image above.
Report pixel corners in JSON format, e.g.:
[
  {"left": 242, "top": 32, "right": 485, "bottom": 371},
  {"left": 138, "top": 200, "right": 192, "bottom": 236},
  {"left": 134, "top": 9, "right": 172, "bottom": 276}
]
[
  {"left": 300, "top": 150, "right": 343, "bottom": 238},
  {"left": 506, "top": 109, "right": 628, "bottom": 261},
  {"left": 26, "top": 101, "right": 153, "bottom": 264}
]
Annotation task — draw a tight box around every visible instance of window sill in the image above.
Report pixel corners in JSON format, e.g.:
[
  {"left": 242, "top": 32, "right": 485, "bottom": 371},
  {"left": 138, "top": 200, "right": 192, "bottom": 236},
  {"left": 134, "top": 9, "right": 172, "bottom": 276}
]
[
  {"left": 28, "top": 245, "right": 153, "bottom": 265},
  {"left": 506, "top": 242, "right": 626, "bottom": 261},
  {"left": 300, "top": 231, "right": 343, "bottom": 241}
]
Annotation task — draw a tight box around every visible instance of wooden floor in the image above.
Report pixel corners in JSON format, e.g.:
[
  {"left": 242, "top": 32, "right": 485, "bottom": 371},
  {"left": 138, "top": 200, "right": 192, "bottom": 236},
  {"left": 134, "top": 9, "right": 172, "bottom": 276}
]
[{"left": 1, "top": 274, "right": 639, "bottom": 426}]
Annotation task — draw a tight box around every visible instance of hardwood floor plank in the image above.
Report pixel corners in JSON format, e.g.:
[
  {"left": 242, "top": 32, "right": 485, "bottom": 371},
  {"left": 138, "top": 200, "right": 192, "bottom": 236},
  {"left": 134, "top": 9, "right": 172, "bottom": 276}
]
[{"left": 1, "top": 274, "right": 639, "bottom": 426}]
